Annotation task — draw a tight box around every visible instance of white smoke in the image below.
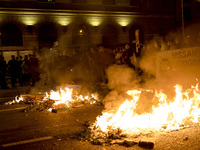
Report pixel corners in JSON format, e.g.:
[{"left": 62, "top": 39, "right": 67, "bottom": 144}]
[{"left": 102, "top": 23, "right": 200, "bottom": 113}]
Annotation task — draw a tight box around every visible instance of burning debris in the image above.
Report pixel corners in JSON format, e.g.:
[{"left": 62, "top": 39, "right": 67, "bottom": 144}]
[
  {"left": 77, "top": 82, "right": 200, "bottom": 148},
  {"left": 5, "top": 85, "right": 99, "bottom": 112}
]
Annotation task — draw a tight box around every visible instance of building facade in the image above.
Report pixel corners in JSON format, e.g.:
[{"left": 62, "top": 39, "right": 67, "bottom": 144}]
[{"left": 0, "top": 0, "right": 197, "bottom": 62}]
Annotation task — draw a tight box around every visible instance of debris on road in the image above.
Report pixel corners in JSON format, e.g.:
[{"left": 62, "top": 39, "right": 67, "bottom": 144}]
[
  {"left": 4, "top": 86, "right": 100, "bottom": 112},
  {"left": 138, "top": 141, "right": 154, "bottom": 149}
]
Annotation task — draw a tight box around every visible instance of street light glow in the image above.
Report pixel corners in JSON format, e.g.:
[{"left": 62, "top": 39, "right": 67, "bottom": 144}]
[
  {"left": 117, "top": 17, "right": 132, "bottom": 26},
  {"left": 20, "top": 15, "right": 38, "bottom": 25},
  {"left": 54, "top": 16, "right": 73, "bottom": 26},
  {"left": 88, "top": 17, "right": 102, "bottom": 26}
]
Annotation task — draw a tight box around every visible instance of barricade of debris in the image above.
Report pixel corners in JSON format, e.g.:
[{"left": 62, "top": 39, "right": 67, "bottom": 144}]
[
  {"left": 4, "top": 94, "right": 55, "bottom": 112},
  {"left": 78, "top": 120, "right": 196, "bottom": 148},
  {"left": 4, "top": 86, "right": 100, "bottom": 112},
  {"left": 5, "top": 94, "right": 46, "bottom": 105},
  {"left": 76, "top": 122, "right": 155, "bottom": 149}
]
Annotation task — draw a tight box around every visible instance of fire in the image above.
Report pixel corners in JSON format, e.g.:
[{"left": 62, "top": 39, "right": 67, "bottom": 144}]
[
  {"left": 44, "top": 87, "right": 98, "bottom": 107},
  {"left": 91, "top": 83, "right": 200, "bottom": 136},
  {"left": 5, "top": 86, "right": 99, "bottom": 109},
  {"left": 46, "top": 87, "right": 73, "bottom": 107}
]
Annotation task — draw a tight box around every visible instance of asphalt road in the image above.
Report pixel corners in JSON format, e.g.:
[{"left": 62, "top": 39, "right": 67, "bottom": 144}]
[
  {"left": 0, "top": 102, "right": 104, "bottom": 150},
  {"left": 0, "top": 86, "right": 30, "bottom": 104},
  {"left": 0, "top": 88, "right": 200, "bottom": 150}
]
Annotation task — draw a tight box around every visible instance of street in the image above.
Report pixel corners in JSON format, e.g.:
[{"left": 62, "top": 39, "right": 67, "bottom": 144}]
[
  {"left": 0, "top": 100, "right": 104, "bottom": 150},
  {"left": 0, "top": 87, "right": 200, "bottom": 150}
]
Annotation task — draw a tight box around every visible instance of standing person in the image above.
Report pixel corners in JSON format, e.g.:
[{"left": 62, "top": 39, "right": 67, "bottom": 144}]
[
  {"left": 28, "top": 54, "right": 39, "bottom": 86},
  {"left": 134, "top": 30, "right": 143, "bottom": 58},
  {"left": 8, "top": 55, "right": 18, "bottom": 88},
  {"left": 97, "top": 45, "right": 115, "bottom": 83},
  {"left": 21, "top": 55, "right": 29, "bottom": 86},
  {"left": 113, "top": 47, "right": 123, "bottom": 65},
  {"left": 133, "top": 29, "right": 143, "bottom": 74},
  {"left": 0, "top": 55, "right": 9, "bottom": 89},
  {"left": 18, "top": 56, "right": 23, "bottom": 85},
  {"left": 121, "top": 44, "right": 134, "bottom": 68},
  {"left": 16, "top": 56, "right": 23, "bottom": 85}
]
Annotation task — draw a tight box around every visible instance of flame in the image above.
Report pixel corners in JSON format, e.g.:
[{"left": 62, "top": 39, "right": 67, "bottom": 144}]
[
  {"left": 48, "top": 87, "right": 73, "bottom": 107},
  {"left": 92, "top": 83, "right": 200, "bottom": 135},
  {"left": 5, "top": 86, "right": 98, "bottom": 109},
  {"left": 44, "top": 87, "right": 98, "bottom": 107}
]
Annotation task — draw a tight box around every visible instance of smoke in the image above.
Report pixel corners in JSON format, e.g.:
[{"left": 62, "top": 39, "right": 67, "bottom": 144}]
[
  {"left": 106, "top": 64, "right": 138, "bottom": 91},
  {"left": 29, "top": 23, "right": 200, "bottom": 115},
  {"left": 29, "top": 46, "right": 101, "bottom": 94},
  {"left": 102, "top": 64, "right": 139, "bottom": 112},
  {"left": 103, "top": 23, "right": 200, "bottom": 114},
  {"left": 140, "top": 24, "right": 200, "bottom": 88}
]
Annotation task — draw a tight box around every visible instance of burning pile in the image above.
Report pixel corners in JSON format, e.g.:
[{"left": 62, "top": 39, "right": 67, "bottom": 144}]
[
  {"left": 5, "top": 85, "right": 99, "bottom": 112},
  {"left": 85, "top": 83, "right": 200, "bottom": 146}
]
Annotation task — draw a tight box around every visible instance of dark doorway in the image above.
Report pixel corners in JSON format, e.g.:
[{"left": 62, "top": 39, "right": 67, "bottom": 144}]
[
  {"left": 102, "top": 25, "right": 118, "bottom": 49},
  {"left": 1, "top": 23, "right": 23, "bottom": 46},
  {"left": 38, "top": 24, "right": 58, "bottom": 49}
]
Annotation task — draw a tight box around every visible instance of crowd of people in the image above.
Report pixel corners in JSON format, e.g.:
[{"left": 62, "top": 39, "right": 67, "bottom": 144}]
[
  {"left": 0, "top": 54, "right": 40, "bottom": 89},
  {"left": 78, "top": 43, "right": 140, "bottom": 86},
  {"left": 2, "top": 33, "right": 196, "bottom": 90}
]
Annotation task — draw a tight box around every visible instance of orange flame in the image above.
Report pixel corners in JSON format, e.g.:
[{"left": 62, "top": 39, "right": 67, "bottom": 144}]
[
  {"left": 6, "top": 87, "right": 98, "bottom": 108},
  {"left": 44, "top": 87, "right": 98, "bottom": 107},
  {"left": 92, "top": 83, "right": 200, "bottom": 135}
]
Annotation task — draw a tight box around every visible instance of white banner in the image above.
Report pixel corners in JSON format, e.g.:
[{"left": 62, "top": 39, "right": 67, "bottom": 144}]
[{"left": 156, "top": 47, "right": 200, "bottom": 79}]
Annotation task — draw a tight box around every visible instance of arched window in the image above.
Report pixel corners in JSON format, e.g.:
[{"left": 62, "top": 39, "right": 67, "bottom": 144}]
[
  {"left": 1, "top": 23, "right": 23, "bottom": 46},
  {"left": 102, "top": 25, "right": 118, "bottom": 49},
  {"left": 38, "top": 24, "right": 58, "bottom": 49}
]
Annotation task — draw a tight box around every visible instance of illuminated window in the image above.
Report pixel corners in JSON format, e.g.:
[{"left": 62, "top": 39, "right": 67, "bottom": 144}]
[{"left": 103, "top": 0, "right": 115, "bottom": 5}]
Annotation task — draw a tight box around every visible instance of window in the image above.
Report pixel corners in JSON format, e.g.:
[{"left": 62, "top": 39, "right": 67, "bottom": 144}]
[
  {"left": 102, "top": 25, "right": 118, "bottom": 48},
  {"left": 161, "top": 0, "right": 167, "bottom": 8},
  {"left": 38, "top": 0, "right": 55, "bottom": 2},
  {"left": 72, "top": 0, "right": 86, "bottom": 4},
  {"left": 103, "top": 0, "right": 115, "bottom": 5},
  {"left": 1, "top": 24, "right": 23, "bottom": 46},
  {"left": 183, "top": 0, "right": 191, "bottom": 3},
  {"left": 38, "top": 24, "right": 58, "bottom": 49},
  {"left": 183, "top": 7, "right": 191, "bottom": 22},
  {"left": 130, "top": 0, "right": 140, "bottom": 6},
  {"left": 72, "top": 26, "right": 89, "bottom": 47}
]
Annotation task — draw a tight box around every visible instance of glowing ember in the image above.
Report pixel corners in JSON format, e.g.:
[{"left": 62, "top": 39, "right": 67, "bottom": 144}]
[{"left": 91, "top": 83, "right": 200, "bottom": 136}]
